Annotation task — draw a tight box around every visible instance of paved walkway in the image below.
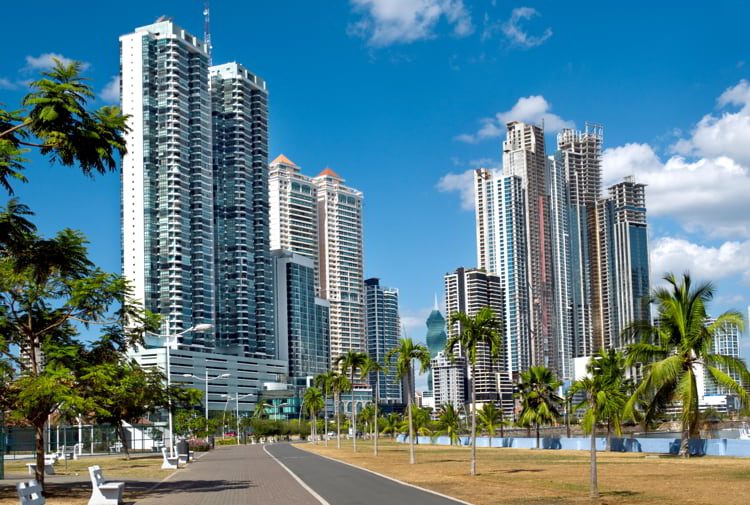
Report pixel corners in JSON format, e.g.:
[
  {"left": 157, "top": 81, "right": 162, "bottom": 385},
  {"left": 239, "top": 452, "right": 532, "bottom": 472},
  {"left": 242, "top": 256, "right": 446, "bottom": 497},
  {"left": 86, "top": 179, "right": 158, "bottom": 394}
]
[
  {"left": 133, "top": 444, "right": 320, "bottom": 505},
  {"left": 266, "top": 443, "right": 467, "bottom": 505}
]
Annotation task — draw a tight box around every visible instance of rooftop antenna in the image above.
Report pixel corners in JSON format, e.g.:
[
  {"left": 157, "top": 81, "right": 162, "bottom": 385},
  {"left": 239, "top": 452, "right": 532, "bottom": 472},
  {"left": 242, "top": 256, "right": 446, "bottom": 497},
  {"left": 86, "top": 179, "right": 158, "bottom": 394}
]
[
  {"left": 433, "top": 293, "right": 439, "bottom": 311},
  {"left": 203, "top": 0, "right": 212, "bottom": 65}
]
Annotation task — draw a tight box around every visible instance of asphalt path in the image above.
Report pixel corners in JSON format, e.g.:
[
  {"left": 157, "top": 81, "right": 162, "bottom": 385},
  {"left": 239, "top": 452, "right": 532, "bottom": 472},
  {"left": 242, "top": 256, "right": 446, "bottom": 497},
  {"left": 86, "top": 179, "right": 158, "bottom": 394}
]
[{"left": 265, "top": 443, "right": 470, "bottom": 505}]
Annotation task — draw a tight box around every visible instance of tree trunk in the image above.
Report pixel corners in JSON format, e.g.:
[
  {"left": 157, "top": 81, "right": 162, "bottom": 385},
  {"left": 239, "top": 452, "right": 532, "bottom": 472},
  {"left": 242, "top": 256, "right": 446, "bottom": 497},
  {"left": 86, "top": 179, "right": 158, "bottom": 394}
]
[
  {"left": 679, "top": 419, "right": 690, "bottom": 457},
  {"left": 536, "top": 422, "right": 540, "bottom": 449},
  {"left": 324, "top": 393, "right": 329, "bottom": 447},
  {"left": 408, "top": 390, "right": 415, "bottom": 464},
  {"left": 336, "top": 392, "right": 341, "bottom": 449},
  {"left": 590, "top": 421, "right": 599, "bottom": 498},
  {"left": 374, "top": 382, "right": 379, "bottom": 456},
  {"left": 34, "top": 421, "right": 46, "bottom": 489},
  {"left": 470, "top": 364, "right": 477, "bottom": 476},
  {"left": 118, "top": 423, "right": 130, "bottom": 460},
  {"left": 351, "top": 372, "right": 357, "bottom": 453}
]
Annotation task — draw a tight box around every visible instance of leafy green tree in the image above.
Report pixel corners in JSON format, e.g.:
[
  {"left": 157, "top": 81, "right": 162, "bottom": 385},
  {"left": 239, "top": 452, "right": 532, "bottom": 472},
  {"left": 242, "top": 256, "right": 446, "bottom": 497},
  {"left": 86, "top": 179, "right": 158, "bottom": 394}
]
[
  {"left": 625, "top": 273, "right": 750, "bottom": 456},
  {"left": 477, "top": 403, "right": 505, "bottom": 447},
  {"left": 438, "top": 404, "right": 462, "bottom": 445},
  {"left": 314, "top": 370, "right": 337, "bottom": 446},
  {"left": 446, "top": 307, "right": 503, "bottom": 476},
  {"left": 569, "top": 351, "right": 628, "bottom": 499},
  {"left": 360, "top": 355, "right": 383, "bottom": 455},
  {"left": 0, "top": 59, "right": 128, "bottom": 194},
  {"left": 173, "top": 409, "right": 218, "bottom": 439},
  {"left": 303, "top": 387, "right": 324, "bottom": 443},
  {"left": 381, "top": 412, "right": 401, "bottom": 438},
  {"left": 335, "top": 350, "right": 368, "bottom": 452},
  {"left": 386, "top": 338, "right": 430, "bottom": 464},
  {"left": 516, "top": 366, "right": 562, "bottom": 449}
]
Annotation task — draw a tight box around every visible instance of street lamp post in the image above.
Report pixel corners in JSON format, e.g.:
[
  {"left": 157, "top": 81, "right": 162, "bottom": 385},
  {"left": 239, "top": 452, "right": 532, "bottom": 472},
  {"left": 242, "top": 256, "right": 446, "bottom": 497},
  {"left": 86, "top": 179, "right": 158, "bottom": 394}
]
[
  {"left": 183, "top": 371, "right": 231, "bottom": 438},
  {"left": 222, "top": 393, "right": 255, "bottom": 445},
  {"left": 149, "top": 323, "right": 212, "bottom": 456}
]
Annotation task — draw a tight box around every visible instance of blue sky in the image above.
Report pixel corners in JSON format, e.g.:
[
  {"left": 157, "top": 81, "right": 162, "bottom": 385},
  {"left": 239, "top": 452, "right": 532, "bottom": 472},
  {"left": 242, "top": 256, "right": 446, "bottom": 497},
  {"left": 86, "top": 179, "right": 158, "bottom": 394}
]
[{"left": 2, "top": 1, "right": 750, "bottom": 380}]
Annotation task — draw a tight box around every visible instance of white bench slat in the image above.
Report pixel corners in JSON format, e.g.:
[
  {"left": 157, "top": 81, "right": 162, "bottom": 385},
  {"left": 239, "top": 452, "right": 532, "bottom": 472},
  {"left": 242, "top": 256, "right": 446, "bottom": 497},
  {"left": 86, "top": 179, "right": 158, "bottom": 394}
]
[
  {"left": 17, "top": 479, "right": 45, "bottom": 505},
  {"left": 87, "top": 465, "right": 124, "bottom": 505}
]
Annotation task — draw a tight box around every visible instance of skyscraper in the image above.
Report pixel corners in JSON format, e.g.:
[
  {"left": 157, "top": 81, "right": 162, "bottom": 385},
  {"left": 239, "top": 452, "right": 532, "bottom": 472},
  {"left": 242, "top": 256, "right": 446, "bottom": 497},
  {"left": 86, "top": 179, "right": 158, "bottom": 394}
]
[
  {"left": 121, "top": 20, "right": 215, "bottom": 344},
  {"left": 365, "top": 278, "right": 402, "bottom": 404},
  {"left": 608, "top": 177, "right": 650, "bottom": 347},
  {"left": 475, "top": 169, "right": 530, "bottom": 374},
  {"left": 314, "top": 168, "right": 365, "bottom": 363},
  {"left": 425, "top": 296, "right": 447, "bottom": 391},
  {"left": 211, "top": 62, "right": 274, "bottom": 356},
  {"left": 269, "top": 155, "right": 320, "bottom": 287},
  {"left": 444, "top": 267, "right": 506, "bottom": 403},
  {"left": 502, "top": 122, "right": 557, "bottom": 373},
  {"left": 272, "top": 250, "right": 329, "bottom": 387}
]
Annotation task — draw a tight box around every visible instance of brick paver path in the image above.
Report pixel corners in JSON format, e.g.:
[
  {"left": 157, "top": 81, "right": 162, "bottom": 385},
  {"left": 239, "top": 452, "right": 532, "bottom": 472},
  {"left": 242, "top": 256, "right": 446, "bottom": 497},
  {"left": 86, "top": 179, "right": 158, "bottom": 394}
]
[{"left": 133, "top": 444, "right": 321, "bottom": 505}]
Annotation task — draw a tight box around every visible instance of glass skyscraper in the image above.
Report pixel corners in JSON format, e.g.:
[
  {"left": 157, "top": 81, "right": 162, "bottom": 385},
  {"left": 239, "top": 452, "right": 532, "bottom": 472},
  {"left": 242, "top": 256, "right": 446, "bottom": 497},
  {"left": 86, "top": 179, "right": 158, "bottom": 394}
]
[
  {"left": 365, "top": 278, "right": 402, "bottom": 404},
  {"left": 424, "top": 297, "right": 447, "bottom": 391}
]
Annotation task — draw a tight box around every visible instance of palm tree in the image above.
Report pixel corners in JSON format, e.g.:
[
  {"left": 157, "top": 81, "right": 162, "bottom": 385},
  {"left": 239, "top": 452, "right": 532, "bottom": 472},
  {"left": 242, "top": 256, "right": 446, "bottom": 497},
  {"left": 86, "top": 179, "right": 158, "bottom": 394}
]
[
  {"left": 381, "top": 412, "right": 401, "bottom": 438},
  {"left": 593, "top": 348, "right": 631, "bottom": 450},
  {"left": 360, "top": 356, "right": 383, "bottom": 455},
  {"left": 335, "top": 350, "right": 369, "bottom": 452},
  {"left": 438, "top": 403, "right": 462, "bottom": 445},
  {"left": 360, "top": 403, "right": 376, "bottom": 439},
  {"left": 253, "top": 399, "right": 272, "bottom": 420},
  {"left": 386, "top": 337, "right": 431, "bottom": 464},
  {"left": 569, "top": 351, "right": 628, "bottom": 499},
  {"left": 516, "top": 366, "right": 562, "bottom": 449},
  {"left": 303, "top": 387, "right": 325, "bottom": 444},
  {"left": 330, "top": 372, "right": 351, "bottom": 449},
  {"left": 477, "top": 403, "right": 503, "bottom": 447},
  {"left": 314, "top": 371, "right": 337, "bottom": 447},
  {"left": 625, "top": 272, "right": 750, "bottom": 457},
  {"left": 446, "top": 307, "right": 503, "bottom": 476}
]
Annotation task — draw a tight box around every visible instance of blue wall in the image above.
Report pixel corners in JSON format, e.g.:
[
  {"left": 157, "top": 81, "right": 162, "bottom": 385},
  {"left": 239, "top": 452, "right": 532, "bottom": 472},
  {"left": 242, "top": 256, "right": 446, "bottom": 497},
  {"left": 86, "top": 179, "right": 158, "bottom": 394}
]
[{"left": 395, "top": 435, "right": 750, "bottom": 457}]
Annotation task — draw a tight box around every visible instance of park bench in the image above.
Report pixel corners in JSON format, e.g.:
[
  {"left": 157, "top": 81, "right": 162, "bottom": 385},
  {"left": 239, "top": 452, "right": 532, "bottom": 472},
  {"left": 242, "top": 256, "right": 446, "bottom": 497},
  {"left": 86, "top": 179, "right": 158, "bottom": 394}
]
[
  {"left": 72, "top": 442, "right": 84, "bottom": 460},
  {"left": 26, "top": 456, "right": 56, "bottom": 476},
  {"left": 87, "top": 465, "right": 125, "bottom": 505},
  {"left": 16, "top": 479, "right": 45, "bottom": 505},
  {"left": 161, "top": 447, "right": 180, "bottom": 469}
]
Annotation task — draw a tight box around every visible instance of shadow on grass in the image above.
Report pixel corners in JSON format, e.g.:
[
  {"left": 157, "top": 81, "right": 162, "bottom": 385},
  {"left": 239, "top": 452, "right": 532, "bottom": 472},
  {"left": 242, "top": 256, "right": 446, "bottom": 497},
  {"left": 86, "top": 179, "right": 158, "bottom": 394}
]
[
  {"left": 504, "top": 468, "right": 544, "bottom": 474},
  {"left": 604, "top": 490, "right": 641, "bottom": 497}
]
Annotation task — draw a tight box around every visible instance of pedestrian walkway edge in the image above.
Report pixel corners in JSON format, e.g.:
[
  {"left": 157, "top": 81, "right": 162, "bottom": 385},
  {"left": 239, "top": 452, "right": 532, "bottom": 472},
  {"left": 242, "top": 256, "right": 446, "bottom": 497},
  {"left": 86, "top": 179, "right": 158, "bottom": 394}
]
[
  {"left": 262, "top": 445, "right": 331, "bottom": 505},
  {"left": 289, "top": 444, "right": 474, "bottom": 505}
]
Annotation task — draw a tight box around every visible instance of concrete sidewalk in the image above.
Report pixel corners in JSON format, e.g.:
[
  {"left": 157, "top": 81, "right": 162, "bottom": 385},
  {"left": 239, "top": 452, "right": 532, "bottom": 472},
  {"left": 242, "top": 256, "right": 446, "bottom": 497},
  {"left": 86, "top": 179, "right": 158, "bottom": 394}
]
[{"left": 133, "top": 444, "right": 321, "bottom": 505}]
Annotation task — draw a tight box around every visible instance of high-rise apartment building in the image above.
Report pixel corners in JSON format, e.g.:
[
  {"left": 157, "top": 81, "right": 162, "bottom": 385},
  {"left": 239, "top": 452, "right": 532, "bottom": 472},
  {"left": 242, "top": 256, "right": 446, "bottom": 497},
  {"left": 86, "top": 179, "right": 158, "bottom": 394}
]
[
  {"left": 269, "top": 155, "right": 320, "bottom": 287},
  {"left": 272, "top": 250, "right": 330, "bottom": 387},
  {"left": 314, "top": 169, "right": 365, "bottom": 363},
  {"left": 502, "top": 122, "right": 558, "bottom": 372},
  {"left": 444, "top": 267, "right": 507, "bottom": 403},
  {"left": 475, "top": 169, "right": 530, "bottom": 374},
  {"left": 211, "top": 62, "right": 273, "bottom": 356},
  {"left": 701, "top": 318, "right": 741, "bottom": 399},
  {"left": 121, "top": 20, "right": 215, "bottom": 344},
  {"left": 431, "top": 351, "right": 466, "bottom": 410},
  {"left": 425, "top": 297, "right": 447, "bottom": 391},
  {"left": 365, "top": 278, "right": 402, "bottom": 404},
  {"left": 608, "top": 177, "right": 650, "bottom": 347}
]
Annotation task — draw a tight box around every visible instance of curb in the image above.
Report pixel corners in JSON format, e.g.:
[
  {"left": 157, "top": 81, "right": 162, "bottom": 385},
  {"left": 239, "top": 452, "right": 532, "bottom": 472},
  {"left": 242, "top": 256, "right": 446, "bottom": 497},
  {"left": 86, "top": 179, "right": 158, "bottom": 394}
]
[{"left": 288, "top": 444, "right": 474, "bottom": 505}]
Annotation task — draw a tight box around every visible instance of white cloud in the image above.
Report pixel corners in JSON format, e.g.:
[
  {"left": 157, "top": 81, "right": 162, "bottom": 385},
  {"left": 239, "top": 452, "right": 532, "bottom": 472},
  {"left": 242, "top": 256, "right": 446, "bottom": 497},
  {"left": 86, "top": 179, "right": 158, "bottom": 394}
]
[
  {"left": 456, "top": 95, "right": 573, "bottom": 143},
  {"left": 501, "top": 7, "right": 552, "bottom": 48},
  {"left": 25, "top": 53, "right": 90, "bottom": 72},
  {"left": 99, "top": 75, "right": 120, "bottom": 104},
  {"left": 672, "top": 80, "right": 750, "bottom": 166},
  {"left": 650, "top": 237, "right": 750, "bottom": 285},
  {"left": 437, "top": 169, "right": 476, "bottom": 210},
  {"left": 602, "top": 143, "right": 750, "bottom": 238},
  {"left": 0, "top": 77, "right": 18, "bottom": 90},
  {"left": 348, "top": 0, "right": 473, "bottom": 47}
]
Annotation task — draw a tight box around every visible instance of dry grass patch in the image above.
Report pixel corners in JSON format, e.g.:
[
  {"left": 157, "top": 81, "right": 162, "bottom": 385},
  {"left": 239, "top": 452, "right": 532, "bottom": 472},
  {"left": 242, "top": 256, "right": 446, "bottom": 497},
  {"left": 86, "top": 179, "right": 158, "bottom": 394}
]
[
  {"left": 301, "top": 439, "right": 750, "bottom": 505},
  {"left": 1, "top": 454, "right": 171, "bottom": 505}
]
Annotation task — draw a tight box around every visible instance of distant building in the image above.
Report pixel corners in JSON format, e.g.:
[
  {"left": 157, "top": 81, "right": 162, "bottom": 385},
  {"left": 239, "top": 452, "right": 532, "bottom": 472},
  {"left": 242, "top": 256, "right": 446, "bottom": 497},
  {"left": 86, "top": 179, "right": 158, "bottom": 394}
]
[
  {"left": 702, "top": 318, "right": 742, "bottom": 397},
  {"left": 272, "top": 250, "right": 330, "bottom": 389},
  {"left": 431, "top": 351, "right": 466, "bottom": 411},
  {"left": 425, "top": 296, "right": 447, "bottom": 391},
  {"left": 365, "top": 278, "right": 403, "bottom": 405},
  {"left": 444, "top": 267, "right": 509, "bottom": 407},
  {"left": 314, "top": 168, "right": 365, "bottom": 363}
]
